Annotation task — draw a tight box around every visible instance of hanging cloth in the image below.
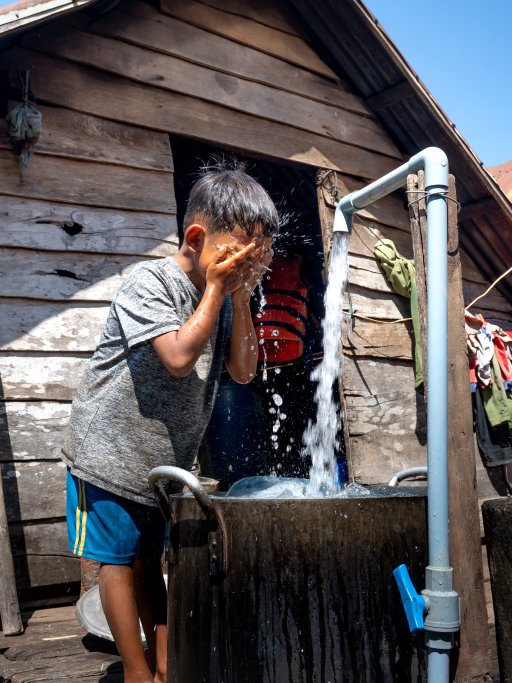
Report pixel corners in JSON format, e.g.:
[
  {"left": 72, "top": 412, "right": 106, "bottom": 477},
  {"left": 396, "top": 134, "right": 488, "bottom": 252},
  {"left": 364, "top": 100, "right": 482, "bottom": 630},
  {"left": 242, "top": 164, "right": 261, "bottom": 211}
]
[
  {"left": 6, "top": 102, "right": 42, "bottom": 167},
  {"left": 373, "top": 238, "right": 423, "bottom": 390}
]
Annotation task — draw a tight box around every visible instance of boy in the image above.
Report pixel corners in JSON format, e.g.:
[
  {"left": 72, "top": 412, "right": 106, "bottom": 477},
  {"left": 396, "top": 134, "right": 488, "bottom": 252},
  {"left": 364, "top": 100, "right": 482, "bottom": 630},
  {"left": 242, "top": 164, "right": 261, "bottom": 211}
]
[{"left": 62, "top": 163, "right": 278, "bottom": 683}]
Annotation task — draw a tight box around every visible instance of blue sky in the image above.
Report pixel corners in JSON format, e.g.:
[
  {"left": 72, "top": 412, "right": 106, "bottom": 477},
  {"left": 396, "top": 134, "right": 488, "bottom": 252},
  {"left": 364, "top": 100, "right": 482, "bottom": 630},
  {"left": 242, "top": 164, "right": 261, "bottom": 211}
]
[
  {"left": 1, "top": 0, "right": 510, "bottom": 167},
  {"left": 364, "top": 0, "right": 512, "bottom": 168}
]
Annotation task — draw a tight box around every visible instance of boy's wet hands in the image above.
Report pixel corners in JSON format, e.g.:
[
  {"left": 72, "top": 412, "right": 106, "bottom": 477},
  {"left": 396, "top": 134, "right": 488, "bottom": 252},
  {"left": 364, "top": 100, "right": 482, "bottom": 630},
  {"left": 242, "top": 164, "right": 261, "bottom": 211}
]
[
  {"left": 231, "top": 243, "right": 274, "bottom": 304},
  {"left": 206, "top": 242, "right": 258, "bottom": 295}
]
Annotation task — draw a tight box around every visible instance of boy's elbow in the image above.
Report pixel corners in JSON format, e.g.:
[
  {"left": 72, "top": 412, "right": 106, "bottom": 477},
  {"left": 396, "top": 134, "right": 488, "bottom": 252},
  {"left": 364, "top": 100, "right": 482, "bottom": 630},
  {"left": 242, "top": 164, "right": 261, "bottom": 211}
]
[
  {"left": 161, "top": 355, "right": 194, "bottom": 378},
  {"left": 226, "top": 360, "right": 257, "bottom": 384},
  {"left": 167, "top": 365, "right": 191, "bottom": 378}
]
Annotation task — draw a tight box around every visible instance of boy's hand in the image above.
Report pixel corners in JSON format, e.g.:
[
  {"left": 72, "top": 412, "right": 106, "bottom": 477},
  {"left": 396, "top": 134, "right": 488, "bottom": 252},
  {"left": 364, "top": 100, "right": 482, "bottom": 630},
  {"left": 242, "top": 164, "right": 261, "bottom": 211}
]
[
  {"left": 205, "top": 242, "right": 257, "bottom": 295},
  {"left": 231, "top": 244, "right": 274, "bottom": 306}
]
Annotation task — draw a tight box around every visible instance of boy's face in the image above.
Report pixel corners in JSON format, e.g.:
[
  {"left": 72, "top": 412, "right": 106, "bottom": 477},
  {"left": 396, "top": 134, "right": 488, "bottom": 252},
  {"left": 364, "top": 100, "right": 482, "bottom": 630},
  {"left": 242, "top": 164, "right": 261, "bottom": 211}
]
[{"left": 199, "top": 224, "right": 273, "bottom": 276}]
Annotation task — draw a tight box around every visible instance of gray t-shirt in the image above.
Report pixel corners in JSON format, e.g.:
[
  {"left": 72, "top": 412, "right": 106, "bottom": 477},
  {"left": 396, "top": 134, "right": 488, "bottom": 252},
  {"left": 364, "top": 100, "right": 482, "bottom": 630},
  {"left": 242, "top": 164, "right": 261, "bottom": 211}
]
[{"left": 62, "top": 257, "right": 232, "bottom": 506}]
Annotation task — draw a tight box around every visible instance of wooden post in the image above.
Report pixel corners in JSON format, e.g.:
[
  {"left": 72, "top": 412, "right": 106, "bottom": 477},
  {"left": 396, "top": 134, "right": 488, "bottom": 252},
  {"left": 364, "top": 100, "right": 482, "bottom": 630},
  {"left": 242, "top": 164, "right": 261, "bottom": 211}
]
[
  {"left": 482, "top": 498, "right": 512, "bottom": 683},
  {"left": 0, "top": 465, "right": 23, "bottom": 635},
  {"left": 444, "top": 176, "right": 490, "bottom": 680},
  {"left": 410, "top": 173, "right": 489, "bottom": 680}
]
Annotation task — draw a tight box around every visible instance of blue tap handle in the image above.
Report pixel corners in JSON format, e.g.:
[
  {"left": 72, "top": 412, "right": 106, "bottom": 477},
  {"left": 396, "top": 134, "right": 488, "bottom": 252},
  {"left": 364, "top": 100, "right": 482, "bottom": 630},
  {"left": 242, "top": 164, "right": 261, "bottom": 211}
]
[{"left": 393, "top": 564, "right": 427, "bottom": 634}]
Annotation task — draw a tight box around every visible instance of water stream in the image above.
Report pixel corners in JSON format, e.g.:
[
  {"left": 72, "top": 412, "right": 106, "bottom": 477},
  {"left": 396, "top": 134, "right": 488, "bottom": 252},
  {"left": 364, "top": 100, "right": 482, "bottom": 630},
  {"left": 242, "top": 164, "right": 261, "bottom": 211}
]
[{"left": 303, "top": 231, "right": 350, "bottom": 496}]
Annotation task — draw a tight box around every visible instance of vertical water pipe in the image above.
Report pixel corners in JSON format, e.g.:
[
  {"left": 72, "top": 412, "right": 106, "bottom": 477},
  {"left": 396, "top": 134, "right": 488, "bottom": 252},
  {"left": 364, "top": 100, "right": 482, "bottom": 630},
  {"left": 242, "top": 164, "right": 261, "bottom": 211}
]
[{"left": 333, "top": 147, "right": 460, "bottom": 682}]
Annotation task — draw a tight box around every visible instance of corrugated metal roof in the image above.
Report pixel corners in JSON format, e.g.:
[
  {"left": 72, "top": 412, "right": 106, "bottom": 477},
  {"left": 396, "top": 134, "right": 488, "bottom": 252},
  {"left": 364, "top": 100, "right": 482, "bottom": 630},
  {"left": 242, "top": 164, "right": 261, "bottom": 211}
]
[{"left": 488, "top": 161, "right": 512, "bottom": 202}]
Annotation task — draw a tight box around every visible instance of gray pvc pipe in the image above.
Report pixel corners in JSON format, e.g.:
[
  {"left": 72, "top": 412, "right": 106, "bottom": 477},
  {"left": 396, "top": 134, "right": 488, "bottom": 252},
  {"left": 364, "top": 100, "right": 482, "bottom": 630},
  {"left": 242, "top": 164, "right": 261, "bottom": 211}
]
[
  {"left": 333, "top": 147, "right": 454, "bottom": 683},
  {"left": 388, "top": 466, "right": 428, "bottom": 487}
]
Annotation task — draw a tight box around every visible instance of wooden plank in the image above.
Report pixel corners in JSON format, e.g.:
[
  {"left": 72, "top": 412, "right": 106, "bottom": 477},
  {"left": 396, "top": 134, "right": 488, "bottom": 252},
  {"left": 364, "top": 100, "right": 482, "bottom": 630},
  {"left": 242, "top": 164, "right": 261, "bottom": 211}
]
[
  {"left": 343, "top": 357, "right": 426, "bottom": 484},
  {"left": 0, "top": 197, "right": 179, "bottom": 257},
  {"left": 1, "top": 461, "right": 67, "bottom": 523},
  {"left": 91, "top": 5, "right": 364, "bottom": 113},
  {"left": 348, "top": 253, "right": 398, "bottom": 294},
  {"left": 21, "top": 26, "right": 400, "bottom": 159},
  {"left": 0, "top": 249, "right": 144, "bottom": 301},
  {"left": 0, "top": 150, "right": 175, "bottom": 213},
  {"left": 349, "top": 433, "right": 426, "bottom": 486},
  {"left": 0, "top": 301, "right": 109, "bottom": 352},
  {"left": 0, "top": 356, "right": 86, "bottom": 401},
  {"left": 349, "top": 220, "right": 414, "bottom": 259},
  {"left": 461, "top": 250, "right": 494, "bottom": 285},
  {"left": 0, "top": 651, "right": 122, "bottom": 682},
  {"left": 0, "top": 102, "right": 173, "bottom": 171},
  {"left": 9, "top": 521, "right": 80, "bottom": 589},
  {"left": 159, "top": 0, "right": 338, "bottom": 79},
  {"left": 0, "top": 606, "right": 86, "bottom": 650},
  {"left": 195, "top": 0, "right": 304, "bottom": 36},
  {"left": 462, "top": 280, "right": 512, "bottom": 314},
  {"left": 343, "top": 319, "right": 413, "bottom": 361},
  {"left": 347, "top": 287, "right": 411, "bottom": 320},
  {"left": 2, "top": 47, "right": 398, "bottom": 180},
  {"left": 0, "top": 402, "right": 71, "bottom": 462}
]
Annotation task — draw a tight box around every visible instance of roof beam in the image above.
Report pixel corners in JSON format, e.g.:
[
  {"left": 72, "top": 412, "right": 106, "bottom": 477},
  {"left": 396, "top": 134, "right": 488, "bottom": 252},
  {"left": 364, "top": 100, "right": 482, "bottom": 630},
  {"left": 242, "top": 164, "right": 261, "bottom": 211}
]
[{"left": 364, "top": 81, "right": 411, "bottom": 111}]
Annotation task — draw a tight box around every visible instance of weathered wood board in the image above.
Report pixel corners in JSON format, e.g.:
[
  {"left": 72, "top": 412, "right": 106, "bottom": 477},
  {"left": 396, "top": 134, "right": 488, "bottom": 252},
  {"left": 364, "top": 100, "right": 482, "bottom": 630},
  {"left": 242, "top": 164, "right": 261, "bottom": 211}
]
[
  {"left": 1, "top": 47, "right": 398, "bottom": 179},
  {"left": 0, "top": 249, "right": 146, "bottom": 301},
  {"left": 343, "top": 357, "right": 426, "bottom": 484},
  {"left": 1, "top": 460, "right": 67, "bottom": 522},
  {"left": 91, "top": 4, "right": 355, "bottom": 109},
  {"left": 0, "top": 301, "right": 108, "bottom": 352},
  {"left": 21, "top": 25, "right": 400, "bottom": 156},
  {"left": 0, "top": 197, "right": 179, "bottom": 256},
  {"left": 0, "top": 102, "right": 173, "bottom": 171},
  {"left": 159, "top": 0, "right": 337, "bottom": 78},
  {"left": 9, "top": 521, "right": 80, "bottom": 589},
  {"left": 0, "top": 149, "right": 175, "bottom": 212},
  {"left": 179, "top": 0, "right": 305, "bottom": 37},
  {"left": 0, "top": 356, "right": 86, "bottom": 401},
  {"left": 0, "top": 402, "right": 71, "bottom": 461}
]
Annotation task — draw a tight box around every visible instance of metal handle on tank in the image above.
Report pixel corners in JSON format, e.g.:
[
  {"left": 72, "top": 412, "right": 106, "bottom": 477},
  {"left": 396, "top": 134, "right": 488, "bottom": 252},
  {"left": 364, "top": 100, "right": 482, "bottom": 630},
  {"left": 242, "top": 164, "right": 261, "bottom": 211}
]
[{"left": 148, "top": 466, "right": 227, "bottom": 579}]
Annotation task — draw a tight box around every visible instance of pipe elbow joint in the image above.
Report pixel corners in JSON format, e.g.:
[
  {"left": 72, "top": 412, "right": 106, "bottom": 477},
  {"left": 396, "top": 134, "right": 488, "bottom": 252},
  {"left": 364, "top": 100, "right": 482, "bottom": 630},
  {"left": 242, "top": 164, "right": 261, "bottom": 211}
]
[
  {"left": 412, "top": 147, "right": 449, "bottom": 189},
  {"left": 332, "top": 199, "right": 354, "bottom": 233}
]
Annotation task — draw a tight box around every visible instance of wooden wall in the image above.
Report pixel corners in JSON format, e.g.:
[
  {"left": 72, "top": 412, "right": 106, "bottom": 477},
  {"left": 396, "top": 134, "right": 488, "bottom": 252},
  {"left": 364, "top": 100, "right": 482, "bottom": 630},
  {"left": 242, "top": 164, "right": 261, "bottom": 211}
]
[{"left": 0, "top": 0, "right": 507, "bottom": 595}]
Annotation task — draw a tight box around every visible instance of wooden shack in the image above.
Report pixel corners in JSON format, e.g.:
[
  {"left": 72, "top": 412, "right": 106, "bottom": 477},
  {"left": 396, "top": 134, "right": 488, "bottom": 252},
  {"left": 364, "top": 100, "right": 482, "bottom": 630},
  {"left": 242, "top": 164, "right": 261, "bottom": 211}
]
[{"left": 1, "top": 0, "right": 512, "bottom": 674}]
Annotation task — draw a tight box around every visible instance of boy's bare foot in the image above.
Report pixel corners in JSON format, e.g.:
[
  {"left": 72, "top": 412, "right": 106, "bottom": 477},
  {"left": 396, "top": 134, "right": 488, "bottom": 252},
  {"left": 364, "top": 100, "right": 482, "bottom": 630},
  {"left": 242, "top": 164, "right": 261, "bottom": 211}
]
[{"left": 154, "top": 674, "right": 166, "bottom": 683}]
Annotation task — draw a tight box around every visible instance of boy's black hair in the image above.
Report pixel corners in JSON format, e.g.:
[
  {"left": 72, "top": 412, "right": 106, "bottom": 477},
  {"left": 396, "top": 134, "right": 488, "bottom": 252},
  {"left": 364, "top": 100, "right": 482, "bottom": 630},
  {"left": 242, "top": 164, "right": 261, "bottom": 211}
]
[{"left": 183, "top": 159, "right": 279, "bottom": 237}]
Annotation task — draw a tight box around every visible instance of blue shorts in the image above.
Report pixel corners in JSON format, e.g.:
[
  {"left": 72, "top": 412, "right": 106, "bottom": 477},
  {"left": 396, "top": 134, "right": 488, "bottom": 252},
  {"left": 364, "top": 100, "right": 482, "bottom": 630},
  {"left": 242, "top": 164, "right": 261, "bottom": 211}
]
[{"left": 66, "top": 468, "right": 167, "bottom": 565}]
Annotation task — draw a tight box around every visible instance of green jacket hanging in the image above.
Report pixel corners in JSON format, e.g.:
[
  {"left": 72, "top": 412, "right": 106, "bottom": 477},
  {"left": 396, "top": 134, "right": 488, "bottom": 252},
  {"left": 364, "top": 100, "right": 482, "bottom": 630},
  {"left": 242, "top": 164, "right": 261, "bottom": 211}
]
[{"left": 373, "top": 238, "right": 423, "bottom": 391}]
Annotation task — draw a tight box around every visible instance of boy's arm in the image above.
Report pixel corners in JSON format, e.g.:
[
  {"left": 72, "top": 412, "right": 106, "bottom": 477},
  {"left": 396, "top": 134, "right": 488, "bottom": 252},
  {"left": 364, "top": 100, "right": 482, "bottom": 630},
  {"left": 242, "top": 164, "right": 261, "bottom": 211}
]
[
  {"left": 225, "top": 297, "right": 259, "bottom": 384},
  {"left": 151, "top": 244, "right": 255, "bottom": 377},
  {"left": 225, "top": 245, "right": 273, "bottom": 384}
]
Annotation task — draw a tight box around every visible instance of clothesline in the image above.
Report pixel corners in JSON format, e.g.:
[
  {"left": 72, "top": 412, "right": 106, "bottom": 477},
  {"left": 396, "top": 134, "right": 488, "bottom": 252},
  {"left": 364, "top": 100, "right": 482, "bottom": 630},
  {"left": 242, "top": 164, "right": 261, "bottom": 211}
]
[{"left": 465, "top": 264, "right": 512, "bottom": 310}]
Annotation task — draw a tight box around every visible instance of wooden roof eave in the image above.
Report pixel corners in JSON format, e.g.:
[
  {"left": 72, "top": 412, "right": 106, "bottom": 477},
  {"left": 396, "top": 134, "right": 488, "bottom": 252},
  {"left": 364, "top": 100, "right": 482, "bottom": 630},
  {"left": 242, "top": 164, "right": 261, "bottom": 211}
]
[{"left": 0, "top": 0, "right": 97, "bottom": 37}]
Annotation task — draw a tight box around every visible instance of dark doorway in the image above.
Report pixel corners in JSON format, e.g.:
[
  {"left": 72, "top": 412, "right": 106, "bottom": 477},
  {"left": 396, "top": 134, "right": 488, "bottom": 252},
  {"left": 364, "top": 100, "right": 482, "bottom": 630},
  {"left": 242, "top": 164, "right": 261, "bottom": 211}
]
[{"left": 170, "top": 135, "right": 342, "bottom": 486}]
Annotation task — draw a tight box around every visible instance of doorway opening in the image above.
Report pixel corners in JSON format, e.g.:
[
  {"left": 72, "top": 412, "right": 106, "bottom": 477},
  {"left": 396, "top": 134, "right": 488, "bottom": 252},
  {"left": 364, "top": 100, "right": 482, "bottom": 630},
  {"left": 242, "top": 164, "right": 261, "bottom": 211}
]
[{"left": 170, "top": 134, "right": 344, "bottom": 487}]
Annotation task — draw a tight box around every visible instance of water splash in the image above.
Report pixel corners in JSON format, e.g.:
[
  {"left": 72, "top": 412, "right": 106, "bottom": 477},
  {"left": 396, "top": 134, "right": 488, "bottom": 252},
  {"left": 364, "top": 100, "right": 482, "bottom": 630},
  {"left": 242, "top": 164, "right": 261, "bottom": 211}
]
[
  {"left": 256, "top": 282, "right": 268, "bottom": 381},
  {"left": 303, "top": 232, "right": 350, "bottom": 496}
]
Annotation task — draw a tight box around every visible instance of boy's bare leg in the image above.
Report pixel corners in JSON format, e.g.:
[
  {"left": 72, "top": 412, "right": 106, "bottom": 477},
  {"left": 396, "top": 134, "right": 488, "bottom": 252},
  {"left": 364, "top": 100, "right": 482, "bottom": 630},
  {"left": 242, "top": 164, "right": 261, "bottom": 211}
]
[
  {"left": 99, "top": 563, "right": 153, "bottom": 683},
  {"left": 133, "top": 556, "right": 167, "bottom": 683}
]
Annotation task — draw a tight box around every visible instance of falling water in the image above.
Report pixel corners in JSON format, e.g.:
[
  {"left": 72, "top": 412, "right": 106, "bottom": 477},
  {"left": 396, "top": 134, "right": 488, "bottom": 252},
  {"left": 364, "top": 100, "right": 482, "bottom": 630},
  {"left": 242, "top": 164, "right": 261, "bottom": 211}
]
[
  {"left": 303, "top": 231, "right": 350, "bottom": 496},
  {"left": 256, "top": 282, "right": 269, "bottom": 381}
]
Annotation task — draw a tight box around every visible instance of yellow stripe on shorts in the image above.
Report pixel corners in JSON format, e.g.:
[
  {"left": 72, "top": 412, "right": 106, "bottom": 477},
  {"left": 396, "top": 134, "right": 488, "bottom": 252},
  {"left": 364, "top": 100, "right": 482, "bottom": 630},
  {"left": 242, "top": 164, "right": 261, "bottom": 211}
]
[{"left": 73, "top": 479, "right": 88, "bottom": 556}]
